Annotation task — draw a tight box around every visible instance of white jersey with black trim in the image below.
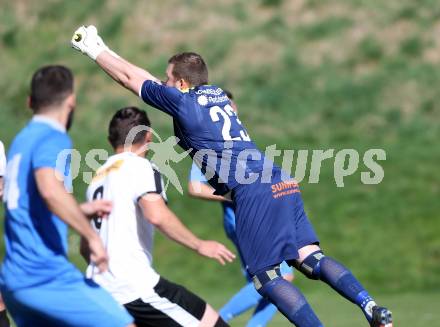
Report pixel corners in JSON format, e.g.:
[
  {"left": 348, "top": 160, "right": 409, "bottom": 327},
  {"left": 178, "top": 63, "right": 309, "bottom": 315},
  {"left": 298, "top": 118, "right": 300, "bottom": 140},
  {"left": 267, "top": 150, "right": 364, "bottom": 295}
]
[
  {"left": 85, "top": 151, "right": 167, "bottom": 304},
  {"left": 0, "top": 141, "right": 6, "bottom": 177}
]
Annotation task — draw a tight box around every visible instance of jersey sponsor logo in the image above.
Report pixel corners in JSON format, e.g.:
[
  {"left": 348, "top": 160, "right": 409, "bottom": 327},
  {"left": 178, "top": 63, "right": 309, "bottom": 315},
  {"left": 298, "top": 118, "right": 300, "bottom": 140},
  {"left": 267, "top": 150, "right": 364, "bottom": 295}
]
[
  {"left": 271, "top": 180, "right": 300, "bottom": 199},
  {"left": 197, "top": 94, "right": 229, "bottom": 106},
  {"left": 91, "top": 159, "right": 124, "bottom": 183},
  {"left": 195, "top": 87, "right": 223, "bottom": 96},
  {"left": 195, "top": 87, "right": 229, "bottom": 105},
  {"left": 206, "top": 94, "right": 229, "bottom": 104},
  {"left": 197, "top": 95, "right": 208, "bottom": 106}
]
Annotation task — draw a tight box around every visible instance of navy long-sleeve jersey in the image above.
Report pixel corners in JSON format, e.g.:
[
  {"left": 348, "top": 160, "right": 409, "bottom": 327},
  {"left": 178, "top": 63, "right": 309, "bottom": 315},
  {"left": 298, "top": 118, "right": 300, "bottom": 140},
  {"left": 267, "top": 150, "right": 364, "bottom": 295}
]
[{"left": 140, "top": 80, "right": 270, "bottom": 195}]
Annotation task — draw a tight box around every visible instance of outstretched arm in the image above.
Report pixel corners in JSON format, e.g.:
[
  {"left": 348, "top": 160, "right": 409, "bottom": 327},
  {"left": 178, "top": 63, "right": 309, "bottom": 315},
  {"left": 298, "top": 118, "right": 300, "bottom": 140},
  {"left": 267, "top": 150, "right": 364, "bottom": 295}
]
[
  {"left": 188, "top": 181, "right": 229, "bottom": 202},
  {"left": 96, "top": 51, "right": 159, "bottom": 96},
  {"left": 72, "top": 25, "right": 182, "bottom": 116},
  {"left": 139, "top": 193, "right": 235, "bottom": 265},
  {"left": 188, "top": 163, "right": 230, "bottom": 202},
  {"left": 71, "top": 25, "right": 160, "bottom": 96}
]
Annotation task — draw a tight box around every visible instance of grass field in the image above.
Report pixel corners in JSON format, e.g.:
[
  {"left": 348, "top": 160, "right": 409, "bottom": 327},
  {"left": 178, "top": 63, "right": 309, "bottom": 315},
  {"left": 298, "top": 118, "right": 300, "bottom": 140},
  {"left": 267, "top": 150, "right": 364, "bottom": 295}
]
[
  {"left": 208, "top": 291, "right": 439, "bottom": 326},
  {"left": 1, "top": 0, "right": 440, "bottom": 325}
]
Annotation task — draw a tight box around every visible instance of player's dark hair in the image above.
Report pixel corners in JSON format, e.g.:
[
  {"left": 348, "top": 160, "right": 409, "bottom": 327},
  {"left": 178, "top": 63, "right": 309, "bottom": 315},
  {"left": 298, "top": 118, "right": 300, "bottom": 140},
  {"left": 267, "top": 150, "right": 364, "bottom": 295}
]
[
  {"left": 29, "top": 65, "right": 73, "bottom": 112},
  {"left": 168, "top": 52, "right": 208, "bottom": 87},
  {"left": 224, "top": 89, "right": 233, "bottom": 100},
  {"left": 108, "top": 106, "right": 151, "bottom": 149}
]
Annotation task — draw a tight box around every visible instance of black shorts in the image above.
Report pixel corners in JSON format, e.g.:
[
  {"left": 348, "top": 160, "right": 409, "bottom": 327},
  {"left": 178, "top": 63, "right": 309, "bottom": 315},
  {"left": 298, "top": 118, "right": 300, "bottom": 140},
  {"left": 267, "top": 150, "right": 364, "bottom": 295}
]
[{"left": 124, "top": 277, "right": 207, "bottom": 327}]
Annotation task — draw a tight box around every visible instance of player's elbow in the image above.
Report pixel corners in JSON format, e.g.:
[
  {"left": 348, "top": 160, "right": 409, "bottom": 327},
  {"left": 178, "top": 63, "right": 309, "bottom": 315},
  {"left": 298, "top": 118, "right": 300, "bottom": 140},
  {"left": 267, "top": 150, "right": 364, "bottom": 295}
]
[
  {"left": 188, "top": 182, "right": 203, "bottom": 198},
  {"left": 139, "top": 195, "right": 168, "bottom": 226},
  {"left": 39, "top": 185, "right": 58, "bottom": 203},
  {"left": 113, "top": 66, "right": 134, "bottom": 90},
  {"left": 119, "top": 71, "right": 143, "bottom": 95},
  {"left": 118, "top": 73, "right": 131, "bottom": 90},
  {"left": 187, "top": 184, "right": 196, "bottom": 197},
  {"left": 146, "top": 211, "right": 164, "bottom": 227}
]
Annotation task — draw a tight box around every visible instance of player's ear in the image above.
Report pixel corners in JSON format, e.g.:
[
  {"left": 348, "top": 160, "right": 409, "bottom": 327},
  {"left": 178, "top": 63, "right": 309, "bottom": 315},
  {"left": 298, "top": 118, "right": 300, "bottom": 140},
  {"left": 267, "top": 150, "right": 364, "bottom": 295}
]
[
  {"left": 145, "top": 131, "right": 152, "bottom": 144},
  {"left": 179, "top": 79, "right": 191, "bottom": 90},
  {"left": 231, "top": 100, "right": 238, "bottom": 113},
  {"left": 63, "top": 93, "right": 76, "bottom": 109}
]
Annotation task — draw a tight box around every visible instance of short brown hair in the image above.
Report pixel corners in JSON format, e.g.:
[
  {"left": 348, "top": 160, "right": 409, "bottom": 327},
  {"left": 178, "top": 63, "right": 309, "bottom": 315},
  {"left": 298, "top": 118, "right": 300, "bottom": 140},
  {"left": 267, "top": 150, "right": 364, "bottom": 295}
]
[
  {"left": 30, "top": 65, "right": 73, "bottom": 112},
  {"left": 168, "top": 52, "right": 208, "bottom": 87},
  {"left": 108, "top": 106, "right": 151, "bottom": 149}
]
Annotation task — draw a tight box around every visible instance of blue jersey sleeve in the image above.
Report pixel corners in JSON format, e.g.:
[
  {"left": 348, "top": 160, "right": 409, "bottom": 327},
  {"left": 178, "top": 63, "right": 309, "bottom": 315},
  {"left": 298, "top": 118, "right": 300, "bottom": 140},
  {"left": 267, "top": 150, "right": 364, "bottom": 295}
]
[
  {"left": 32, "top": 132, "right": 72, "bottom": 173},
  {"left": 189, "top": 162, "right": 207, "bottom": 183},
  {"left": 139, "top": 80, "right": 183, "bottom": 116}
]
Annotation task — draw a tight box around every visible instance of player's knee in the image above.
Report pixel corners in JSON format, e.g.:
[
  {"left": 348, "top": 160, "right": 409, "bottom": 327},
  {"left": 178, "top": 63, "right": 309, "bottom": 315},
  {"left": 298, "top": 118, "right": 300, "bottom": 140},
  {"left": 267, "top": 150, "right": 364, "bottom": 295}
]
[
  {"left": 292, "top": 250, "right": 325, "bottom": 280},
  {"left": 252, "top": 265, "right": 283, "bottom": 295}
]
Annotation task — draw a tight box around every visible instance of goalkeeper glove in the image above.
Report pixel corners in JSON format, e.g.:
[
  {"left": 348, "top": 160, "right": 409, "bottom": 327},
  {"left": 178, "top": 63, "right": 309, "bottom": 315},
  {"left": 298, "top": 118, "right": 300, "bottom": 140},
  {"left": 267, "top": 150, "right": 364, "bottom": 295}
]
[{"left": 71, "top": 25, "right": 107, "bottom": 60}]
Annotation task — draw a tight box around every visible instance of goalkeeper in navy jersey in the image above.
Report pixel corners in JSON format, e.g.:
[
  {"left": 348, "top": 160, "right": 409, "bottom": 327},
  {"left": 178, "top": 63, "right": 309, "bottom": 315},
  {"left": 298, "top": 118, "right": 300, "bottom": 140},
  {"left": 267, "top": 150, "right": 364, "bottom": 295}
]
[{"left": 71, "top": 25, "right": 393, "bottom": 327}]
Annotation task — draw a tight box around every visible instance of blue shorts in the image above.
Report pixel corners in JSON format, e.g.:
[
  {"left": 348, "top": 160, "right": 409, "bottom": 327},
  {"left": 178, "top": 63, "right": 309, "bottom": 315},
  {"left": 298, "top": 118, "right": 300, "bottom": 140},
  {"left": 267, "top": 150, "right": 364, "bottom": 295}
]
[
  {"left": 232, "top": 169, "right": 319, "bottom": 276},
  {"left": 223, "top": 214, "right": 294, "bottom": 281},
  {"left": 2, "top": 269, "right": 133, "bottom": 327}
]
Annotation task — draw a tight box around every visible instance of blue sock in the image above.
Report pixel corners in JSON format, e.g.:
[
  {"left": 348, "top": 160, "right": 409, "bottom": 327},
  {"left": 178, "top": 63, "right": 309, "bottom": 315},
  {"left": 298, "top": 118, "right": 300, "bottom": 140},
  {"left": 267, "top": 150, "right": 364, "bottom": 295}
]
[
  {"left": 219, "top": 282, "right": 261, "bottom": 321},
  {"left": 246, "top": 299, "right": 278, "bottom": 327},
  {"left": 317, "top": 257, "right": 377, "bottom": 322},
  {"left": 257, "top": 277, "right": 323, "bottom": 327}
]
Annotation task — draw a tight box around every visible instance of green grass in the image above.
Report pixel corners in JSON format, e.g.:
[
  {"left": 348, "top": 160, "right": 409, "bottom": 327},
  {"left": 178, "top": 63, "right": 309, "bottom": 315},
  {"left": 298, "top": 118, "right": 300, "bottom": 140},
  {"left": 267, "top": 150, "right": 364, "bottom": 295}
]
[{"left": 209, "top": 290, "right": 439, "bottom": 326}]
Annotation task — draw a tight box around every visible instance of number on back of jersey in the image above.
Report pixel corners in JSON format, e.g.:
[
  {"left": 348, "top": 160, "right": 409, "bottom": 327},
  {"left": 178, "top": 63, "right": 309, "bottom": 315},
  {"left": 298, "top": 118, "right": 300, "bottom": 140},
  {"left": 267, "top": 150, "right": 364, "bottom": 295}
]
[
  {"left": 92, "top": 185, "right": 104, "bottom": 230},
  {"left": 209, "top": 105, "right": 251, "bottom": 142}
]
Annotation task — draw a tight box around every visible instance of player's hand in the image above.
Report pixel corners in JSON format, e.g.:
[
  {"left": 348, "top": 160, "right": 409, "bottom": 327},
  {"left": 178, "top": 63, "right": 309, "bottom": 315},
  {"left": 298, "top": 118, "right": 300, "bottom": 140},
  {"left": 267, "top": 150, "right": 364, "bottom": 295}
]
[
  {"left": 80, "top": 200, "right": 113, "bottom": 219},
  {"left": 197, "top": 240, "right": 236, "bottom": 265},
  {"left": 71, "top": 25, "right": 107, "bottom": 60},
  {"left": 87, "top": 234, "right": 109, "bottom": 273}
]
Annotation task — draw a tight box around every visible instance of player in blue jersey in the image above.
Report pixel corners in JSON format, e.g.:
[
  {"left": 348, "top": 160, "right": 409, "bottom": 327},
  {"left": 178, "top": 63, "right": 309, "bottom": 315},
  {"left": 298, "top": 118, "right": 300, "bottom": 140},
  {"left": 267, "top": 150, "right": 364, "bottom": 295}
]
[
  {"left": 188, "top": 90, "right": 294, "bottom": 326},
  {"left": 71, "top": 25, "right": 393, "bottom": 327},
  {"left": 1, "top": 65, "right": 134, "bottom": 327}
]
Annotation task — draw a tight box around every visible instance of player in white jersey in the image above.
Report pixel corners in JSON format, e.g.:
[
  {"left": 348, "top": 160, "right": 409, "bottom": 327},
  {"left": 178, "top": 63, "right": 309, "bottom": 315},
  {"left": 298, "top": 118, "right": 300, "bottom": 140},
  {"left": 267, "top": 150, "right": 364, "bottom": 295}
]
[{"left": 82, "top": 107, "right": 235, "bottom": 327}]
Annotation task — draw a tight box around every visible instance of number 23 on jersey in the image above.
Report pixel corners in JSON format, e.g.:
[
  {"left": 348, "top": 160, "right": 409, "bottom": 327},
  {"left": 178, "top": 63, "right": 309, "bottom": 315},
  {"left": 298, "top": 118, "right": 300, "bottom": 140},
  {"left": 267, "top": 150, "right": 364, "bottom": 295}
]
[{"left": 209, "top": 104, "right": 251, "bottom": 142}]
